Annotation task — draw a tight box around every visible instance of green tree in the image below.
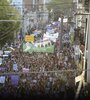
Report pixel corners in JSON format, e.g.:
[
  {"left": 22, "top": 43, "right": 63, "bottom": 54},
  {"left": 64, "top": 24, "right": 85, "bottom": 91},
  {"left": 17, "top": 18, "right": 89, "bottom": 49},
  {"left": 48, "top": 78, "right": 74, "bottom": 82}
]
[
  {"left": 0, "top": 0, "right": 21, "bottom": 47},
  {"left": 47, "top": 0, "right": 73, "bottom": 21}
]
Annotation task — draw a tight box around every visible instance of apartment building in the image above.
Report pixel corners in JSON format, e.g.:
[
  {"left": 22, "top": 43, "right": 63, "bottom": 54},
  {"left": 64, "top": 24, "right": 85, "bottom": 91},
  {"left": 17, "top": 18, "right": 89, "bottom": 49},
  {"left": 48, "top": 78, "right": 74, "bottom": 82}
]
[
  {"left": 23, "top": 0, "right": 49, "bottom": 34},
  {"left": 23, "top": 0, "right": 44, "bottom": 12}
]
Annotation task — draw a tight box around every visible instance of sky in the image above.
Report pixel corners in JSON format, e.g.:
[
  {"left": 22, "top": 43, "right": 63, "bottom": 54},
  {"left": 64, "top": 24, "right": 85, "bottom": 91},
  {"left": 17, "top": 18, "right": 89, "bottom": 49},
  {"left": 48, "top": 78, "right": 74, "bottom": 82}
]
[{"left": 12, "top": 0, "right": 22, "bottom": 13}]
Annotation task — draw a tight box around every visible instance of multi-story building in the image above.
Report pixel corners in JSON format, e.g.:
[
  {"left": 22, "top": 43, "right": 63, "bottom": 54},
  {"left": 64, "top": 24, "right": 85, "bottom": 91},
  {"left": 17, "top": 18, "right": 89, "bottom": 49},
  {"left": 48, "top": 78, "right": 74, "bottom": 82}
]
[
  {"left": 84, "top": 0, "right": 90, "bottom": 85},
  {"left": 74, "top": 0, "right": 90, "bottom": 87},
  {"left": 23, "top": 0, "right": 47, "bottom": 12},
  {"left": 23, "top": 0, "right": 49, "bottom": 34}
]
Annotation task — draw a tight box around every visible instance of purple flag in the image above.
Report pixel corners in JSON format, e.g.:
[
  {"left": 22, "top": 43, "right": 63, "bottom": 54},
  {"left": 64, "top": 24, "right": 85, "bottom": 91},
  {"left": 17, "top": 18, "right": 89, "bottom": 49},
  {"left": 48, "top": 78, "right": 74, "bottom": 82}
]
[{"left": 10, "top": 75, "right": 19, "bottom": 86}]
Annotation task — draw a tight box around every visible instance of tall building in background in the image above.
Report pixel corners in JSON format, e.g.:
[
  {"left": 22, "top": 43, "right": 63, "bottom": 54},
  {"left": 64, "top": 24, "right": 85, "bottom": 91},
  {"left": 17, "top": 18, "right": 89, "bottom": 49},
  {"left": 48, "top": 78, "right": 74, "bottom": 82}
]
[
  {"left": 23, "top": 0, "right": 49, "bottom": 34},
  {"left": 23, "top": 0, "right": 45, "bottom": 12},
  {"left": 23, "top": 0, "right": 33, "bottom": 11}
]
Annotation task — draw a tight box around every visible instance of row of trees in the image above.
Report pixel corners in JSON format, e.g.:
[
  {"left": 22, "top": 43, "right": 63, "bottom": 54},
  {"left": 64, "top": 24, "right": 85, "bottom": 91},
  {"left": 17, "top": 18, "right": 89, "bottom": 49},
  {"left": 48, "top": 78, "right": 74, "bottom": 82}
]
[
  {"left": 47, "top": 0, "right": 73, "bottom": 21},
  {"left": 0, "top": 0, "right": 21, "bottom": 47}
]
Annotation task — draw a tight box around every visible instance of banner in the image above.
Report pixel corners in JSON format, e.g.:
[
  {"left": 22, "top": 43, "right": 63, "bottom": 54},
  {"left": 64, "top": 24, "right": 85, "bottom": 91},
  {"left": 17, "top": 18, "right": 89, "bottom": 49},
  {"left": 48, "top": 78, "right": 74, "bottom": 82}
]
[
  {"left": 62, "top": 34, "right": 70, "bottom": 43},
  {"left": 22, "top": 68, "right": 29, "bottom": 73},
  {"left": 23, "top": 44, "right": 54, "bottom": 53},
  {"left": 33, "top": 30, "right": 41, "bottom": 36},
  {"left": 0, "top": 58, "right": 2, "bottom": 65},
  {"left": 47, "top": 29, "right": 54, "bottom": 33},
  {"left": 43, "top": 32, "right": 59, "bottom": 42},
  {"left": 0, "top": 50, "right": 3, "bottom": 56},
  {"left": 13, "top": 63, "right": 18, "bottom": 71},
  {"left": 0, "top": 67, "right": 6, "bottom": 71},
  {"left": 10, "top": 75, "right": 19, "bottom": 86},
  {"left": 4, "top": 51, "right": 11, "bottom": 55},
  {"left": 0, "top": 76, "right": 5, "bottom": 84},
  {"left": 73, "top": 45, "right": 80, "bottom": 56},
  {"left": 25, "top": 35, "right": 34, "bottom": 42},
  {"left": 34, "top": 40, "right": 51, "bottom": 47}
]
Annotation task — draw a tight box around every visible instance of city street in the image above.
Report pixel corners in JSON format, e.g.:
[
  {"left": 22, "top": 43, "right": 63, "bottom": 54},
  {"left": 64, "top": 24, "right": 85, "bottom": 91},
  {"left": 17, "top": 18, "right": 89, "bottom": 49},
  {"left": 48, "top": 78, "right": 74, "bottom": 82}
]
[{"left": 0, "top": 0, "right": 90, "bottom": 100}]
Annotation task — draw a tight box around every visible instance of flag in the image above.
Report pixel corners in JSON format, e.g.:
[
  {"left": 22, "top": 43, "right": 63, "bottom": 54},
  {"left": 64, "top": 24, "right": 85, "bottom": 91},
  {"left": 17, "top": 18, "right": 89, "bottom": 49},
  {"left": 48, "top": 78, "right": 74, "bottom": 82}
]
[{"left": 10, "top": 75, "right": 19, "bottom": 86}]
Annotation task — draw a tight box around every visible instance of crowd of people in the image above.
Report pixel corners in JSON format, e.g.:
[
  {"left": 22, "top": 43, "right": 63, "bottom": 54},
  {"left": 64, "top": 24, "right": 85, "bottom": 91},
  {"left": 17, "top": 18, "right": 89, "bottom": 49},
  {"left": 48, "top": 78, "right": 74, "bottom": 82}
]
[
  {"left": 1, "top": 43, "right": 77, "bottom": 72},
  {"left": 0, "top": 22, "right": 86, "bottom": 100},
  {"left": 0, "top": 43, "right": 77, "bottom": 99}
]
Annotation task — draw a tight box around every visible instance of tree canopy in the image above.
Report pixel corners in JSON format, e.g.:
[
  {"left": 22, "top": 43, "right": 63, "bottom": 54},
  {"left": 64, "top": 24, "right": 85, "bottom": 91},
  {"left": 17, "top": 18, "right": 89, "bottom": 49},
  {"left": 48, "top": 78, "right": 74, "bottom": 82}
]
[
  {"left": 47, "top": 0, "right": 73, "bottom": 21},
  {"left": 0, "top": 0, "right": 21, "bottom": 47}
]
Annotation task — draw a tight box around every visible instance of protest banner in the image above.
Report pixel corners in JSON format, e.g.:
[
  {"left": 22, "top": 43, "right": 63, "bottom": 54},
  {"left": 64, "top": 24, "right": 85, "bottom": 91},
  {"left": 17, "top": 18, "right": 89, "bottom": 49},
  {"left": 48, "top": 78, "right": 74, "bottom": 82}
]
[
  {"left": 0, "top": 58, "right": 2, "bottom": 65},
  {"left": 23, "top": 43, "right": 54, "bottom": 53},
  {"left": 0, "top": 67, "right": 6, "bottom": 72},
  {"left": 13, "top": 63, "right": 18, "bottom": 71},
  {"left": 0, "top": 76, "right": 5, "bottom": 84},
  {"left": 25, "top": 35, "right": 34, "bottom": 42},
  {"left": 10, "top": 75, "right": 19, "bottom": 86},
  {"left": 4, "top": 51, "right": 11, "bottom": 55},
  {"left": 62, "top": 34, "right": 70, "bottom": 43},
  {"left": 22, "top": 68, "right": 29, "bottom": 73},
  {"left": 0, "top": 50, "right": 3, "bottom": 56}
]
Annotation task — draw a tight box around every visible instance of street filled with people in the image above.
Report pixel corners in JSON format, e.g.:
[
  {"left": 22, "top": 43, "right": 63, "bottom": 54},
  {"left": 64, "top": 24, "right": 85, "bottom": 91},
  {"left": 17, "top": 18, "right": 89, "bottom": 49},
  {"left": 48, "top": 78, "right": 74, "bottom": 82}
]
[
  {"left": 0, "top": 49, "right": 76, "bottom": 100},
  {"left": 0, "top": 21, "right": 86, "bottom": 100}
]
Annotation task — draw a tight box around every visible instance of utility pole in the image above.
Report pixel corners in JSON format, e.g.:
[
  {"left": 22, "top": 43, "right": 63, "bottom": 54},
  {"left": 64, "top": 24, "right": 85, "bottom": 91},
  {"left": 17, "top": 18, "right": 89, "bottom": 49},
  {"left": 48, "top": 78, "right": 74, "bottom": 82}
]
[
  {"left": 22, "top": 0, "right": 24, "bottom": 37},
  {"left": 21, "top": 0, "right": 25, "bottom": 52},
  {"left": 37, "top": 0, "right": 39, "bottom": 29},
  {"left": 87, "top": 0, "right": 90, "bottom": 84},
  {"left": 57, "top": 14, "right": 64, "bottom": 57},
  {"left": 44, "top": 0, "right": 45, "bottom": 11},
  {"left": 59, "top": 14, "right": 63, "bottom": 52},
  {"left": 76, "top": 0, "right": 78, "bottom": 28},
  {"left": 33, "top": 0, "right": 35, "bottom": 8}
]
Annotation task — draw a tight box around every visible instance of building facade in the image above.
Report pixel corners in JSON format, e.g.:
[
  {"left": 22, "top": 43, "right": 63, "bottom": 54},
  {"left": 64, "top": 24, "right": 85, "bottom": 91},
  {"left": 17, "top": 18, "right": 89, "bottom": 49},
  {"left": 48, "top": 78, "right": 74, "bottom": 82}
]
[
  {"left": 76, "top": 0, "right": 90, "bottom": 85},
  {"left": 23, "top": 0, "right": 49, "bottom": 34},
  {"left": 23, "top": 0, "right": 44, "bottom": 12},
  {"left": 84, "top": 0, "right": 90, "bottom": 84}
]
